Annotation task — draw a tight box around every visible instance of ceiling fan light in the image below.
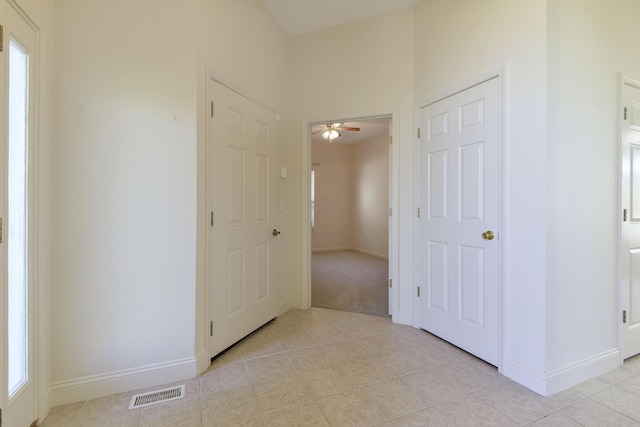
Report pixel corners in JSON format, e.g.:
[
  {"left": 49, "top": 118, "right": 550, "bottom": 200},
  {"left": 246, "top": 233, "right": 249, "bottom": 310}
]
[{"left": 322, "top": 129, "right": 340, "bottom": 141}]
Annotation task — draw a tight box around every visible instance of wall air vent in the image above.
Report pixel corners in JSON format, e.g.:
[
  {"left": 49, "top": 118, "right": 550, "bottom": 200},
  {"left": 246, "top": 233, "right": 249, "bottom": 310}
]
[{"left": 128, "top": 385, "right": 185, "bottom": 409}]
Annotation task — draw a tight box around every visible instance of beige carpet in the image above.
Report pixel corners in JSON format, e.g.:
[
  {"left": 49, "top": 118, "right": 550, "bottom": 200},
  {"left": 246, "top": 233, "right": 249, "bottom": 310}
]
[{"left": 311, "top": 250, "right": 389, "bottom": 317}]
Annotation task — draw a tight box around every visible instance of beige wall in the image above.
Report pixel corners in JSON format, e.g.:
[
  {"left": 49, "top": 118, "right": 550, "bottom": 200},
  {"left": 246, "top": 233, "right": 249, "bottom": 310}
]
[
  {"left": 311, "top": 141, "right": 354, "bottom": 250},
  {"left": 353, "top": 132, "right": 390, "bottom": 258},
  {"left": 311, "top": 131, "right": 389, "bottom": 257},
  {"left": 291, "top": 8, "right": 414, "bottom": 319}
]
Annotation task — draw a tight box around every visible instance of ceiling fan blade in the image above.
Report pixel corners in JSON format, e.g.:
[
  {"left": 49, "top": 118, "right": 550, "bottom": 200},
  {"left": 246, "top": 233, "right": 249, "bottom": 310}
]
[
  {"left": 311, "top": 129, "right": 324, "bottom": 134},
  {"left": 340, "top": 126, "right": 360, "bottom": 132}
]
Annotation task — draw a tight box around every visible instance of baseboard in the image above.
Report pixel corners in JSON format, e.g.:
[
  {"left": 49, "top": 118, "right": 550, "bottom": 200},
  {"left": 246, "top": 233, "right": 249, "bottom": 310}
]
[
  {"left": 196, "top": 351, "right": 211, "bottom": 376},
  {"left": 279, "top": 298, "right": 299, "bottom": 314},
  {"left": 311, "top": 247, "right": 351, "bottom": 253},
  {"left": 352, "top": 248, "right": 388, "bottom": 260},
  {"left": 502, "top": 348, "right": 620, "bottom": 396},
  {"left": 50, "top": 356, "right": 198, "bottom": 406},
  {"left": 392, "top": 311, "right": 413, "bottom": 326},
  {"left": 311, "top": 247, "right": 389, "bottom": 260},
  {"left": 544, "top": 348, "right": 620, "bottom": 395},
  {"left": 502, "top": 359, "right": 547, "bottom": 395}
]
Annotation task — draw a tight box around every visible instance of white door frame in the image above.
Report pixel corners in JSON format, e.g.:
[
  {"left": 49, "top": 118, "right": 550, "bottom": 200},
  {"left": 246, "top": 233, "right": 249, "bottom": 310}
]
[
  {"left": 414, "top": 67, "right": 507, "bottom": 370},
  {"left": 1, "top": 0, "right": 44, "bottom": 423},
  {"left": 300, "top": 112, "right": 400, "bottom": 317},
  {"left": 619, "top": 74, "right": 640, "bottom": 361},
  {"left": 204, "top": 68, "right": 280, "bottom": 361}
]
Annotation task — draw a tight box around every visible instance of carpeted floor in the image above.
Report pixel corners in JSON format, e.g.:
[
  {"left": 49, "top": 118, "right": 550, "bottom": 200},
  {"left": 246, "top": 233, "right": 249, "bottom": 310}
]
[{"left": 311, "top": 250, "right": 389, "bottom": 317}]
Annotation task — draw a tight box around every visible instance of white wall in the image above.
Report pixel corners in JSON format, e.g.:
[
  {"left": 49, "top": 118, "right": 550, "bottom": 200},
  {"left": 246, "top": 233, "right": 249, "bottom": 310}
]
[
  {"left": 414, "top": 0, "right": 550, "bottom": 390},
  {"left": 290, "top": 8, "right": 414, "bottom": 321},
  {"left": 546, "top": 0, "right": 640, "bottom": 382},
  {"left": 353, "top": 132, "right": 389, "bottom": 258},
  {"left": 50, "top": 0, "right": 292, "bottom": 405},
  {"left": 51, "top": 0, "right": 199, "bottom": 402}
]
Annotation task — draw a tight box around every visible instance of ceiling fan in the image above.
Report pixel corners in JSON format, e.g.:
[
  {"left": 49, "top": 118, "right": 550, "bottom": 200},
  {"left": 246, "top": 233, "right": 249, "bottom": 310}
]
[{"left": 312, "top": 122, "right": 360, "bottom": 142}]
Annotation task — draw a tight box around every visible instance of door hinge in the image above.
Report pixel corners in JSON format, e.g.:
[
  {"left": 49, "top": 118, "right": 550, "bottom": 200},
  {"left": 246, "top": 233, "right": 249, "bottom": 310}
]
[
  {"left": 624, "top": 107, "right": 628, "bottom": 120},
  {"left": 417, "top": 286, "right": 421, "bottom": 297},
  {"left": 389, "top": 207, "right": 392, "bottom": 217},
  {"left": 417, "top": 127, "right": 421, "bottom": 138},
  {"left": 389, "top": 135, "right": 393, "bottom": 145},
  {"left": 210, "top": 321, "right": 213, "bottom": 337},
  {"left": 0, "top": 25, "right": 3, "bottom": 52},
  {"left": 210, "top": 101, "right": 214, "bottom": 118},
  {"left": 624, "top": 209, "right": 628, "bottom": 222},
  {"left": 389, "top": 279, "right": 392, "bottom": 289},
  {"left": 417, "top": 207, "right": 421, "bottom": 218},
  {"left": 623, "top": 310, "right": 628, "bottom": 323},
  {"left": 210, "top": 211, "right": 214, "bottom": 227}
]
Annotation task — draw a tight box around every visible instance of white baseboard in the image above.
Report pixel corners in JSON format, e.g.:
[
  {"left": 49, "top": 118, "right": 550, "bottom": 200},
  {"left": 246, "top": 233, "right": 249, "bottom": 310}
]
[
  {"left": 50, "top": 356, "right": 198, "bottom": 406},
  {"left": 502, "top": 348, "right": 620, "bottom": 396},
  {"left": 393, "top": 311, "right": 413, "bottom": 326},
  {"left": 501, "top": 359, "right": 547, "bottom": 395},
  {"left": 196, "top": 351, "right": 211, "bottom": 376},
  {"left": 279, "top": 298, "right": 299, "bottom": 314},
  {"left": 544, "top": 348, "right": 620, "bottom": 395}
]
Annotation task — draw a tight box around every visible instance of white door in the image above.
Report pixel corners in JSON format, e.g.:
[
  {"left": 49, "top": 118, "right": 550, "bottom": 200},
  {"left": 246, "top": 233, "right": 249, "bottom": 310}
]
[
  {"left": 0, "top": 2, "right": 38, "bottom": 425},
  {"left": 418, "top": 76, "right": 502, "bottom": 366},
  {"left": 621, "top": 76, "right": 640, "bottom": 359},
  {"left": 207, "top": 77, "right": 279, "bottom": 357}
]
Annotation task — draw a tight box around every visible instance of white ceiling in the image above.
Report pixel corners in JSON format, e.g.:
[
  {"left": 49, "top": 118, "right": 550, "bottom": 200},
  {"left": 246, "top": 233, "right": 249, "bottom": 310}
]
[
  {"left": 311, "top": 118, "right": 390, "bottom": 145},
  {"left": 261, "top": 0, "right": 421, "bottom": 36}
]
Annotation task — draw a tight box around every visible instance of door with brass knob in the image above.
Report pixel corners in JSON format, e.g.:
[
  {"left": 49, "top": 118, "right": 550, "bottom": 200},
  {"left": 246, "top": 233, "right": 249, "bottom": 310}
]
[
  {"left": 482, "top": 230, "right": 495, "bottom": 241},
  {"left": 418, "top": 75, "right": 501, "bottom": 366}
]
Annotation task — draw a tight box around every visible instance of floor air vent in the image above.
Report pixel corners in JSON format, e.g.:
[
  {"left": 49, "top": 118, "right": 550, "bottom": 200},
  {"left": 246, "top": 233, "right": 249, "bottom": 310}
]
[{"left": 129, "top": 385, "right": 185, "bottom": 409}]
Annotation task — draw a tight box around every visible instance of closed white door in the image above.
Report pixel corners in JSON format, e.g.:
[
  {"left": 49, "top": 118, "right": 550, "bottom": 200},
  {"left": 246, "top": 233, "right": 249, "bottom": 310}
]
[
  {"left": 621, "top": 76, "right": 640, "bottom": 359},
  {"left": 207, "top": 78, "right": 279, "bottom": 357},
  {"left": 418, "top": 76, "right": 502, "bottom": 366},
  {"left": 1, "top": 2, "right": 38, "bottom": 425}
]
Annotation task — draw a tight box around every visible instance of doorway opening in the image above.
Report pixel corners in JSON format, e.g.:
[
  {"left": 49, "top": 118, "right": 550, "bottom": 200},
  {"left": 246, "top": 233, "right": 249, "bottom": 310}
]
[{"left": 309, "top": 117, "right": 392, "bottom": 317}]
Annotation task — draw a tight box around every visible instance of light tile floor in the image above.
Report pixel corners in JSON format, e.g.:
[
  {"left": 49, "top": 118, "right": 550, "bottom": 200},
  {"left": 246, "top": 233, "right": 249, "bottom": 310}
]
[{"left": 40, "top": 307, "right": 640, "bottom": 426}]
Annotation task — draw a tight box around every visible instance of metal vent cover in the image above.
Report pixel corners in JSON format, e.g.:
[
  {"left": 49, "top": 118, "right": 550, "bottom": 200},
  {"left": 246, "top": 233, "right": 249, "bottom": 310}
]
[{"left": 129, "top": 385, "right": 185, "bottom": 409}]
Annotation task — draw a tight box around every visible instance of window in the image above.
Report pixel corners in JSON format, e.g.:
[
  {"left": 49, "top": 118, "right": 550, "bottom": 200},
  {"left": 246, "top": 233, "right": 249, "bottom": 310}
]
[
  {"left": 311, "top": 170, "right": 315, "bottom": 231},
  {"left": 8, "top": 38, "right": 30, "bottom": 397}
]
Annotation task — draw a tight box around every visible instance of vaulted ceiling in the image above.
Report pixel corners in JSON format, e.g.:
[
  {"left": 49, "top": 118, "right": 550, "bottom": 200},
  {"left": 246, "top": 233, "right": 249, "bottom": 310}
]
[{"left": 261, "top": 0, "right": 421, "bottom": 36}]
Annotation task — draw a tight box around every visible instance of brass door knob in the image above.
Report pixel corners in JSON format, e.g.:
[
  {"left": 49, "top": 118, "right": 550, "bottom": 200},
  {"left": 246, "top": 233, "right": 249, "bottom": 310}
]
[
  {"left": 273, "top": 229, "right": 281, "bottom": 236},
  {"left": 482, "top": 230, "right": 495, "bottom": 240}
]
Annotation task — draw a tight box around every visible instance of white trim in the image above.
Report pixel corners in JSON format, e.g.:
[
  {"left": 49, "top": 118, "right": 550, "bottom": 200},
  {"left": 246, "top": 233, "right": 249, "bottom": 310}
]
[
  {"left": 195, "top": 351, "right": 210, "bottom": 377},
  {"left": 50, "top": 357, "right": 197, "bottom": 406},
  {"left": 544, "top": 349, "right": 620, "bottom": 396},
  {"left": 301, "top": 112, "right": 398, "bottom": 316},
  {"left": 503, "top": 349, "right": 620, "bottom": 397},
  {"left": 208, "top": 70, "right": 279, "bottom": 118},
  {"left": 501, "top": 359, "right": 547, "bottom": 396}
]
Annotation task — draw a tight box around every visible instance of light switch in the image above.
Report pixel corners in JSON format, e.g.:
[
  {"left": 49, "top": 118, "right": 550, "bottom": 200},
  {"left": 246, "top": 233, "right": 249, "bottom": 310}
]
[{"left": 280, "top": 166, "right": 287, "bottom": 179}]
